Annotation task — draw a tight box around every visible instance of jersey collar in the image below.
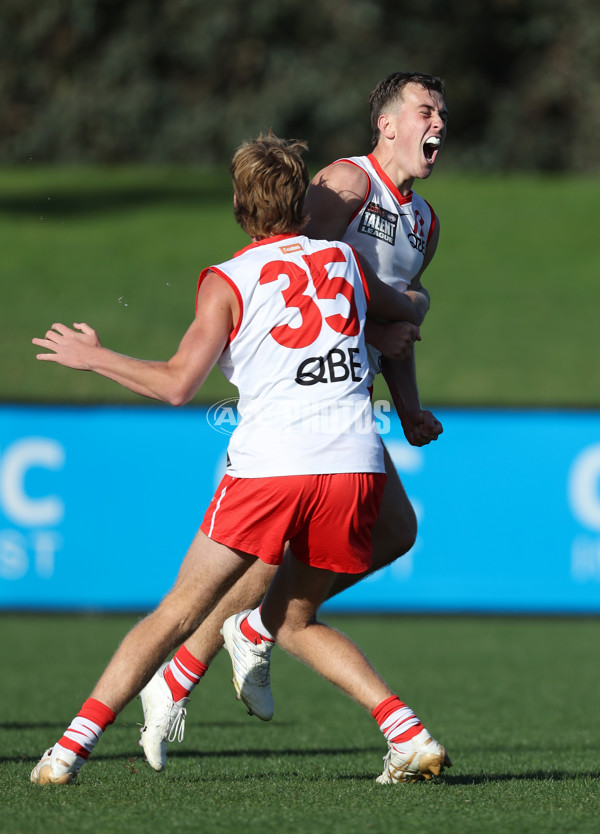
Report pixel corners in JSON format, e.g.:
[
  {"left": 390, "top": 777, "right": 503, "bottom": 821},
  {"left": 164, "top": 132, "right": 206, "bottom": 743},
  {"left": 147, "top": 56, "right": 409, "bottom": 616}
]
[
  {"left": 234, "top": 233, "right": 299, "bottom": 258},
  {"left": 367, "top": 154, "right": 413, "bottom": 205}
]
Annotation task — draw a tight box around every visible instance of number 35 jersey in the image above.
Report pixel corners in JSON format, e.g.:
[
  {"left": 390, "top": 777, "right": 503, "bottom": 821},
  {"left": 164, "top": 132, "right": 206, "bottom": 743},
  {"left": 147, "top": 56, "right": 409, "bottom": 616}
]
[{"left": 198, "top": 233, "right": 384, "bottom": 478}]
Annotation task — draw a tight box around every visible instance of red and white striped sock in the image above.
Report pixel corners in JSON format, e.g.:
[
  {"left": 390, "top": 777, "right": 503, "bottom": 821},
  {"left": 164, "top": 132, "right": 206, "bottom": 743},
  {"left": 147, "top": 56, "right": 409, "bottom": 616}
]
[
  {"left": 163, "top": 644, "right": 209, "bottom": 703},
  {"left": 373, "top": 695, "right": 424, "bottom": 746},
  {"left": 240, "top": 606, "right": 275, "bottom": 645},
  {"left": 55, "top": 698, "right": 116, "bottom": 761}
]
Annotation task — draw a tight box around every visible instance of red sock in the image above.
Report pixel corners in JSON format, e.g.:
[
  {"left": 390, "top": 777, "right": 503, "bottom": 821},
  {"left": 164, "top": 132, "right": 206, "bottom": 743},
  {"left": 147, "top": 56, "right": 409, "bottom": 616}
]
[
  {"left": 57, "top": 698, "right": 116, "bottom": 760},
  {"left": 373, "top": 696, "right": 423, "bottom": 745},
  {"left": 163, "top": 645, "right": 209, "bottom": 702},
  {"left": 240, "top": 614, "right": 274, "bottom": 645}
]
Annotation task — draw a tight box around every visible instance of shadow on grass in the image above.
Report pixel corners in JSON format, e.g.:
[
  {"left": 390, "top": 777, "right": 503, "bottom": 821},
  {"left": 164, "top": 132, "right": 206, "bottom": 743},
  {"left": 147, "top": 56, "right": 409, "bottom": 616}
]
[
  {"left": 330, "top": 770, "right": 600, "bottom": 785},
  {"left": 6, "top": 745, "right": 383, "bottom": 766},
  {"left": 443, "top": 770, "right": 600, "bottom": 785},
  {"left": 9, "top": 744, "right": 600, "bottom": 785},
  {"left": 9, "top": 721, "right": 600, "bottom": 783}
]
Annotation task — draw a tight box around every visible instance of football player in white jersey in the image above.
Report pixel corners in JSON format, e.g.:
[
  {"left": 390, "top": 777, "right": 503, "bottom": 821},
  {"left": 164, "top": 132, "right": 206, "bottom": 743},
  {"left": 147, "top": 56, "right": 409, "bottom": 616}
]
[
  {"left": 132, "top": 73, "right": 449, "bottom": 773},
  {"left": 302, "top": 70, "right": 448, "bottom": 594},
  {"left": 30, "top": 133, "right": 451, "bottom": 786}
]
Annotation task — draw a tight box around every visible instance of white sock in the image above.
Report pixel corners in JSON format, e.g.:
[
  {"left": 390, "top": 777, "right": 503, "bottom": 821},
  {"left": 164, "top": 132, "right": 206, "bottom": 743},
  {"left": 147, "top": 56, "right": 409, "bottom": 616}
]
[{"left": 247, "top": 606, "right": 275, "bottom": 642}]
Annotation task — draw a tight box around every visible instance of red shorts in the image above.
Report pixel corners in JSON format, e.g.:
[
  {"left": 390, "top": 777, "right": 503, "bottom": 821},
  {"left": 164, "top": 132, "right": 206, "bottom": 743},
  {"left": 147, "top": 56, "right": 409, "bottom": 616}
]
[{"left": 200, "top": 472, "right": 386, "bottom": 574}]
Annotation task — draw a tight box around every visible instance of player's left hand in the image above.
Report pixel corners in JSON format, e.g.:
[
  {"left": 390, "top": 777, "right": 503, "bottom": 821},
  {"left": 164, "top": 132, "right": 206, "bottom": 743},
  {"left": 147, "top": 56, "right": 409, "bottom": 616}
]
[
  {"left": 401, "top": 408, "right": 443, "bottom": 447},
  {"left": 32, "top": 322, "right": 101, "bottom": 370}
]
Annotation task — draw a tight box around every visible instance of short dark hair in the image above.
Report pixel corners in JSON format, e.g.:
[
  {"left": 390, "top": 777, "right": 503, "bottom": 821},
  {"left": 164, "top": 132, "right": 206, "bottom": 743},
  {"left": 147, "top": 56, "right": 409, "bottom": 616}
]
[
  {"left": 369, "top": 72, "right": 446, "bottom": 148},
  {"left": 231, "top": 131, "right": 309, "bottom": 239}
]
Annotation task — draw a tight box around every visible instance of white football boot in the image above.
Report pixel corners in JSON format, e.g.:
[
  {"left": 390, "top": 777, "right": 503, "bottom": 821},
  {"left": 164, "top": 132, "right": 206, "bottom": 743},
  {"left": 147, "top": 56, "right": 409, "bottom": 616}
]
[
  {"left": 376, "top": 727, "right": 452, "bottom": 784},
  {"left": 221, "top": 610, "right": 274, "bottom": 721},
  {"left": 138, "top": 663, "right": 188, "bottom": 771},
  {"left": 30, "top": 745, "right": 85, "bottom": 785}
]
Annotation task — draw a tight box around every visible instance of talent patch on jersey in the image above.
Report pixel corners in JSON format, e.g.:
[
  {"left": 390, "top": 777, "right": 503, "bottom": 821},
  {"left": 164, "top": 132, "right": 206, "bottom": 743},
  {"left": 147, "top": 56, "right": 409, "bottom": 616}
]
[
  {"left": 357, "top": 202, "right": 398, "bottom": 245},
  {"left": 280, "top": 243, "right": 304, "bottom": 254}
]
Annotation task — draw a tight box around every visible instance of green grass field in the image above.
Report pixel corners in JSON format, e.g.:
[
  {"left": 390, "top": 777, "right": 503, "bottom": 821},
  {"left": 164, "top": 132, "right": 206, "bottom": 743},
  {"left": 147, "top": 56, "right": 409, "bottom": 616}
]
[
  {"left": 2, "top": 614, "right": 599, "bottom": 834},
  {"left": 3, "top": 165, "right": 600, "bottom": 406}
]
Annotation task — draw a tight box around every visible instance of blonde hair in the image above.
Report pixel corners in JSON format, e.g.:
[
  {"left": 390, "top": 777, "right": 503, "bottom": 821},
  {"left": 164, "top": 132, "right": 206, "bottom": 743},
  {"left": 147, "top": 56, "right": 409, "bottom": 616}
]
[{"left": 231, "top": 131, "right": 309, "bottom": 239}]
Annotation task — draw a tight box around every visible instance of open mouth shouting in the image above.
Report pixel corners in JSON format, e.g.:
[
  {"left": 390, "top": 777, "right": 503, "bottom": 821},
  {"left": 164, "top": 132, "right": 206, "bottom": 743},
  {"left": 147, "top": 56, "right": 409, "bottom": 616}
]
[{"left": 423, "top": 136, "right": 442, "bottom": 163}]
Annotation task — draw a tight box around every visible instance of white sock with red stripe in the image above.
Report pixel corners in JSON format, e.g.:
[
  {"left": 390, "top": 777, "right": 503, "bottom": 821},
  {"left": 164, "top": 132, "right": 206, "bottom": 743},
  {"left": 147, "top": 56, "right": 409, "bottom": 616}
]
[
  {"left": 162, "top": 644, "right": 209, "bottom": 703},
  {"left": 373, "top": 695, "right": 424, "bottom": 747},
  {"left": 240, "top": 606, "right": 275, "bottom": 645},
  {"left": 54, "top": 698, "right": 116, "bottom": 763}
]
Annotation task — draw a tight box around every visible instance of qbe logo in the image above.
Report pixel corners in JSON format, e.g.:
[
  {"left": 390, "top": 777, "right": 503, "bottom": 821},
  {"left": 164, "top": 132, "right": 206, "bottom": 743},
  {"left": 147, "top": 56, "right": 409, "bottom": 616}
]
[
  {"left": 0, "top": 438, "right": 64, "bottom": 581},
  {"left": 568, "top": 443, "right": 600, "bottom": 582}
]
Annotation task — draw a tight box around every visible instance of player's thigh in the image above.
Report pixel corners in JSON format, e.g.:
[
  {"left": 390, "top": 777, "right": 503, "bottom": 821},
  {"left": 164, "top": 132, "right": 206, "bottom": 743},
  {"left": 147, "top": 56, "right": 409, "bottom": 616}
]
[
  {"left": 168, "top": 527, "right": 254, "bottom": 613},
  {"left": 371, "top": 443, "right": 416, "bottom": 538}
]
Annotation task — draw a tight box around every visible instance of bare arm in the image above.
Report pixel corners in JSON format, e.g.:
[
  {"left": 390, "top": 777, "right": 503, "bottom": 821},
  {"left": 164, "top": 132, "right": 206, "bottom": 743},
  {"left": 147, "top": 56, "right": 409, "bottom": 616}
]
[
  {"left": 378, "top": 216, "right": 442, "bottom": 445},
  {"left": 340, "top": 251, "right": 418, "bottom": 361},
  {"left": 32, "top": 272, "right": 237, "bottom": 406},
  {"left": 356, "top": 251, "right": 420, "bottom": 326},
  {"left": 303, "top": 161, "right": 369, "bottom": 240},
  {"left": 380, "top": 353, "right": 442, "bottom": 446}
]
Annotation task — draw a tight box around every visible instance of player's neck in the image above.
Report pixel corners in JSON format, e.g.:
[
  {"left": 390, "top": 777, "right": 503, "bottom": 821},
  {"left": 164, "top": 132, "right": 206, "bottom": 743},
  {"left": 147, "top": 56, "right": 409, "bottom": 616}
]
[{"left": 371, "top": 146, "right": 415, "bottom": 197}]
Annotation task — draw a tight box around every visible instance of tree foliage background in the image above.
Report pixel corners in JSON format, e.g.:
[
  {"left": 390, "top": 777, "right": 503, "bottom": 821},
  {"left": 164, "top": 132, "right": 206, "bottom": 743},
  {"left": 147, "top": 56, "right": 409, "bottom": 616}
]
[{"left": 2, "top": 0, "right": 600, "bottom": 170}]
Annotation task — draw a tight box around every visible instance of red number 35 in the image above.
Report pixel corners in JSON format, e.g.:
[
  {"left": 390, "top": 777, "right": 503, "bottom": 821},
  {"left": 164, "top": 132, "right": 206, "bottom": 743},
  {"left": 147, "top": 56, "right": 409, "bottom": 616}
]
[{"left": 258, "top": 246, "right": 360, "bottom": 349}]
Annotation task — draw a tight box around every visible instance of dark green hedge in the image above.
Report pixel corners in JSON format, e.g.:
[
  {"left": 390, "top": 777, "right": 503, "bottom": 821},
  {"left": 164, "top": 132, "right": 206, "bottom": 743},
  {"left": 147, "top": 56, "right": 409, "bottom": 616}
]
[{"left": 3, "top": 0, "right": 599, "bottom": 170}]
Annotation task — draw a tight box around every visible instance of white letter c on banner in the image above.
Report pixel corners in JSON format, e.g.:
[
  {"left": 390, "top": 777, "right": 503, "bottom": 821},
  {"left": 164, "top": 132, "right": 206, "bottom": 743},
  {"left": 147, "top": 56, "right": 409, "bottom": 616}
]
[
  {"left": 568, "top": 444, "right": 600, "bottom": 532},
  {"left": 0, "top": 438, "right": 65, "bottom": 527}
]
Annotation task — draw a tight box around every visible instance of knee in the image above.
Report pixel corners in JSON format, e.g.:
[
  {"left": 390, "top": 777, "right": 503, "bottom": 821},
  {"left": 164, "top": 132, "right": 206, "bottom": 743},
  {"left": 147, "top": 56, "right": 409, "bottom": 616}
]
[
  {"left": 261, "top": 609, "right": 312, "bottom": 654},
  {"left": 153, "top": 596, "right": 204, "bottom": 643},
  {"left": 271, "top": 619, "right": 307, "bottom": 655}
]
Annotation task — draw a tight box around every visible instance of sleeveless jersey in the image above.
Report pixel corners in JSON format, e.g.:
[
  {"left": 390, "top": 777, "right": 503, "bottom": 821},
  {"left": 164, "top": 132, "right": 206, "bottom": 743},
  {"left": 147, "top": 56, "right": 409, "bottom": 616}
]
[
  {"left": 199, "top": 234, "right": 384, "bottom": 478},
  {"left": 338, "top": 154, "right": 436, "bottom": 380}
]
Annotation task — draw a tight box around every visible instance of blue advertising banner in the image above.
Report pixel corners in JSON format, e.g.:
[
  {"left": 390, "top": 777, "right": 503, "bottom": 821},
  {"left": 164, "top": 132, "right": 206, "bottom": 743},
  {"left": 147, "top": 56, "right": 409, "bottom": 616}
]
[{"left": 1, "top": 404, "right": 599, "bottom": 613}]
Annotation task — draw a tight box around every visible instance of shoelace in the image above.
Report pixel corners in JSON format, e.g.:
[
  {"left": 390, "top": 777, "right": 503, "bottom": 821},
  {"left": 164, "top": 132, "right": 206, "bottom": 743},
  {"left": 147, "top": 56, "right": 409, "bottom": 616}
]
[{"left": 167, "top": 705, "right": 187, "bottom": 743}]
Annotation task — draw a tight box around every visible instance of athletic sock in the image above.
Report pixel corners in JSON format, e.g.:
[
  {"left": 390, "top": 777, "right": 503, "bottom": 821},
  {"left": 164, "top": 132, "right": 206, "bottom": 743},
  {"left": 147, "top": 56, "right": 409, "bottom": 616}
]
[
  {"left": 240, "top": 606, "right": 275, "bottom": 645},
  {"left": 373, "top": 695, "right": 424, "bottom": 746},
  {"left": 55, "top": 697, "right": 116, "bottom": 761},
  {"left": 163, "top": 644, "right": 209, "bottom": 702}
]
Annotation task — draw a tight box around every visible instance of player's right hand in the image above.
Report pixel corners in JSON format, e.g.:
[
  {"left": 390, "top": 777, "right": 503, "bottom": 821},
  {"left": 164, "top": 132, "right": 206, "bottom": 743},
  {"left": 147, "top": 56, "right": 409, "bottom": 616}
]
[
  {"left": 32, "top": 322, "right": 101, "bottom": 370},
  {"left": 401, "top": 408, "right": 443, "bottom": 447}
]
